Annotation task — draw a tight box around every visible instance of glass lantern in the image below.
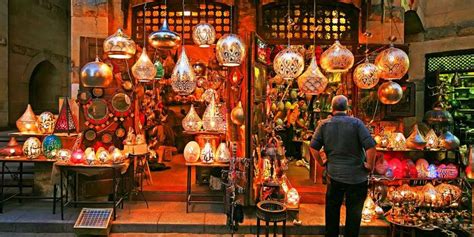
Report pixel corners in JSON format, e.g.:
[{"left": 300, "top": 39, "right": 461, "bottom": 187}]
[
  {"left": 57, "top": 149, "right": 71, "bottom": 162},
  {"left": 202, "top": 94, "right": 225, "bottom": 132},
  {"left": 182, "top": 104, "right": 202, "bottom": 132},
  {"left": 425, "top": 129, "right": 439, "bottom": 149},
  {"left": 71, "top": 149, "right": 85, "bottom": 164},
  {"left": 353, "top": 58, "right": 380, "bottom": 89},
  {"left": 42, "top": 135, "right": 62, "bottom": 159},
  {"left": 132, "top": 47, "right": 157, "bottom": 83},
  {"left": 273, "top": 47, "right": 305, "bottom": 80},
  {"left": 362, "top": 196, "right": 376, "bottom": 223},
  {"left": 200, "top": 141, "right": 214, "bottom": 163},
  {"left": 38, "top": 112, "right": 56, "bottom": 134},
  {"left": 375, "top": 44, "right": 409, "bottom": 80},
  {"left": 216, "top": 34, "right": 246, "bottom": 67},
  {"left": 390, "top": 132, "right": 406, "bottom": 150},
  {"left": 184, "top": 141, "right": 201, "bottom": 163},
  {"left": 23, "top": 137, "right": 42, "bottom": 159},
  {"left": 297, "top": 56, "right": 328, "bottom": 95},
  {"left": 111, "top": 148, "right": 124, "bottom": 163}
]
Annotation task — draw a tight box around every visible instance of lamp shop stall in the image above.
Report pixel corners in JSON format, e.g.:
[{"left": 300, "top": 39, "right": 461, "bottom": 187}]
[{"left": 0, "top": 0, "right": 472, "bottom": 235}]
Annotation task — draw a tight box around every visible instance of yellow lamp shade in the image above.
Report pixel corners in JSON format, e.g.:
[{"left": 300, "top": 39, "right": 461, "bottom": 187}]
[
  {"left": 320, "top": 40, "right": 354, "bottom": 73},
  {"left": 16, "top": 104, "right": 40, "bottom": 134},
  {"left": 104, "top": 28, "right": 136, "bottom": 59},
  {"left": 375, "top": 44, "right": 409, "bottom": 80},
  {"left": 132, "top": 47, "right": 156, "bottom": 83}
]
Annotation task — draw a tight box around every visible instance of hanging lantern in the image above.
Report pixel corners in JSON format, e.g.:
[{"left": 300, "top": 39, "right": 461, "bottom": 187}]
[
  {"left": 154, "top": 60, "right": 165, "bottom": 80},
  {"left": 182, "top": 104, "right": 202, "bottom": 132},
  {"left": 438, "top": 131, "right": 460, "bottom": 150},
  {"left": 71, "top": 149, "right": 85, "bottom": 164},
  {"left": 192, "top": 61, "right": 207, "bottom": 76},
  {"left": 38, "top": 112, "right": 56, "bottom": 134},
  {"left": 215, "top": 142, "right": 230, "bottom": 163},
  {"left": 202, "top": 94, "right": 225, "bottom": 132},
  {"left": 361, "top": 196, "right": 376, "bottom": 223},
  {"left": 200, "top": 141, "right": 214, "bottom": 163},
  {"left": 425, "top": 129, "right": 439, "bottom": 149},
  {"left": 104, "top": 28, "right": 136, "bottom": 59},
  {"left": 148, "top": 19, "right": 181, "bottom": 50},
  {"left": 23, "top": 137, "right": 42, "bottom": 159},
  {"left": 57, "top": 149, "right": 71, "bottom": 162},
  {"left": 424, "top": 107, "right": 453, "bottom": 125},
  {"left": 192, "top": 23, "right": 216, "bottom": 47},
  {"left": 184, "top": 141, "right": 201, "bottom": 163},
  {"left": 377, "top": 81, "right": 403, "bottom": 104},
  {"left": 201, "top": 88, "right": 218, "bottom": 103},
  {"left": 216, "top": 34, "right": 246, "bottom": 67},
  {"left": 353, "top": 59, "right": 380, "bottom": 89},
  {"left": 297, "top": 56, "right": 328, "bottom": 95},
  {"left": 80, "top": 57, "right": 113, "bottom": 88},
  {"left": 16, "top": 104, "right": 40, "bottom": 134},
  {"left": 375, "top": 44, "right": 409, "bottom": 80},
  {"left": 171, "top": 48, "right": 196, "bottom": 95},
  {"left": 320, "top": 40, "right": 354, "bottom": 73},
  {"left": 230, "top": 101, "right": 245, "bottom": 126},
  {"left": 286, "top": 188, "right": 300, "bottom": 209},
  {"left": 132, "top": 47, "right": 156, "bottom": 83},
  {"left": 42, "top": 135, "right": 62, "bottom": 159},
  {"left": 273, "top": 47, "right": 305, "bottom": 80},
  {"left": 406, "top": 124, "right": 427, "bottom": 150}
]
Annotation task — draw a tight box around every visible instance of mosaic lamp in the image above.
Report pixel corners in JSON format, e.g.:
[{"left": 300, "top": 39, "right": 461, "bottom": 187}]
[
  {"left": 182, "top": 104, "right": 202, "bottom": 132},
  {"left": 297, "top": 56, "right": 328, "bottom": 95},
  {"left": 71, "top": 149, "right": 85, "bottom": 164},
  {"left": 202, "top": 94, "right": 225, "bottom": 132},
  {"left": 111, "top": 148, "right": 124, "bottom": 163},
  {"left": 286, "top": 188, "right": 300, "bottom": 209},
  {"left": 377, "top": 81, "right": 403, "bottom": 104},
  {"left": 353, "top": 58, "right": 380, "bottom": 89},
  {"left": 192, "top": 23, "right": 216, "bottom": 48},
  {"left": 42, "top": 135, "right": 62, "bottom": 159},
  {"left": 273, "top": 47, "right": 305, "bottom": 80},
  {"left": 132, "top": 47, "right": 156, "bottom": 83},
  {"left": 215, "top": 142, "right": 230, "bottom": 163},
  {"left": 184, "top": 141, "right": 201, "bottom": 163},
  {"left": 148, "top": 19, "right": 181, "bottom": 50},
  {"left": 80, "top": 56, "right": 113, "bottom": 88},
  {"left": 104, "top": 28, "right": 136, "bottom": 59},
  {"left": 171, "top": 48, "right": 196, "bottom": 95},
  {"left": 57, "top": 149, "right": 71, "bottom": 162},
  {"left": 375, "top": 44, "right": 409, "bottom": 80},
  {"left": 38, "top": 112, "right": 56, "bottom": 134},
  {"left": 23, "top": 137, "right": 42, "bottom": 159},
  {"left": 320, "top": 40, "right": 354, "bottom": 73},
  {"left": 216, "top": 34, "right": 246, "bottom": 67},
  {"left": 154, "top": 60, "right": 165, "bottom": 80},
  {"left": 425, "top": 129, "right": 439, "bottom": 149},
  {"left": 16, "top": 104, "right": 40, "bottom": 134},
  {"left": 200, "top": 140, "right": 214, "bottom": 164}
]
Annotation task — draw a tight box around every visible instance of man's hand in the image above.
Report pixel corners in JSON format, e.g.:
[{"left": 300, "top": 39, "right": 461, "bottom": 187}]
[{"left": 365, "top": 147, "right": 377, "bottom": 173}]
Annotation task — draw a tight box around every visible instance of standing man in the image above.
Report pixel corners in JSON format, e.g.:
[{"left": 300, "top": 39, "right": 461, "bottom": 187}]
[{"left": 310, "top": 95, "right": 376, "bottom": 237}]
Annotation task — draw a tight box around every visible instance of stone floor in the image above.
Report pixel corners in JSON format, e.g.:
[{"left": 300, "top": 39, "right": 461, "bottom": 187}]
[{"left": 0, "top": 200, "right": 389, "bottom": 235}]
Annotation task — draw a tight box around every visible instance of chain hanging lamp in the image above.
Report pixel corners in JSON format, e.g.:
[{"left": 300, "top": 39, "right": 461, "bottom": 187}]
[
  {"left": 377, "top": 80, "right": 403, "bottom": 104},
  {"left": 375, "top": 43, "right": 409, "bottom": 80},
  {"left": 353, "top": 57, "right": 380, "bottom": 89},
  {"left": 132, "top": 3, "right": 156, "bottom": 83},
  {"left": 273, "top": 0, "right": 304, "bottom": 80},
  {"left": 216, "top": 5, "right": 246, "bottom": 67},
  {"left": 171, "top": 0, "right": 196, "bottom": 95},
  {"left": 297, "top": 0, "right": 327, "bottom": 95},
  {"left": 104, "top": 29, "right": 137, "bottom": 59},
  {"left": 148, "top": 0, "right": 181, "bottom": 50},
  {"left": 320, "top": 40, "right": 354, "bottom": 73},
  {"left": 192, "top": 23, "right": 216, "bottom": 47}
]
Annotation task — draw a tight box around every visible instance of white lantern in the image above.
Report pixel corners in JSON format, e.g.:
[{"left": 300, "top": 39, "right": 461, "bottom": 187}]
[
  {"left": 184, "top": 141, "right": 201, "bottom": 163},
  {"left": 182, "top": 105, "right": 202, "bottom": 132},
  {"left": 273, "top": 48, "right": 305, "bottom": 80},
  {"left": 132, "top": 47, "right": 156, "bottom": 83},
  {"left": 171, "top": 47, "right": 196, "bottom": 95},
  {"left": 215, "top": 142, "right": 230, "bottom": 163},
  {"left": 192, "top": 23, "right": 216, "bottom": 47},
  {"left": 200, "top": 141, "right": 214, "bottom": 163}
]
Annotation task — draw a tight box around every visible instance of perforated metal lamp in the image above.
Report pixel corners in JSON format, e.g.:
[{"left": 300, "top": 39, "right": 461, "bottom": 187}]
[
  {"left": 132, "top": 47, "right": 156, "bottom": 83},
  {"left": 80, "top": 56, "right": 113, "bottom": 88},
  {"left": 375, "top": 44, "right": 410, "bottom": 80},
  {"left": 216, "top": 34, "right": 246, "bottom": 67},
  {"left": 192, "top": 23, "right": 216, "bottom": 48},
  {"left": 171, "top": 47, "right": 196, "bottom": 95},
  {"left": 148, "top": 19, "right": 182, "bottom": 50},
  {"left": 273, "top": 47, "right": 305, "bottom": 80},
  {"left": 320, "top": 40, "right": 354, "bottom": 73},
  {"left": 353, "top": 58, "right": 380, "bottom": 89},
  {"left": 297, "top": 56, "right": 328, "bottom": 95},
  {"left": 103, "top": 29, "right": 136, "bottom": 59}
]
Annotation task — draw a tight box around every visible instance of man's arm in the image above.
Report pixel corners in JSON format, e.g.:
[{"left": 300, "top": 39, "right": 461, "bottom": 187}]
[
  {"left": 364, "top": 147, "right": 376, "bottom": 173},
  {"left": 309, "top": 122, "right": 325, "bottom": 166}
]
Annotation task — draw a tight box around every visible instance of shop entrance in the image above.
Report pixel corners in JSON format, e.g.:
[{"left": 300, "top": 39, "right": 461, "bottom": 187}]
[{"left": 29, "top": 60, "right": 60, "bottom": 113}]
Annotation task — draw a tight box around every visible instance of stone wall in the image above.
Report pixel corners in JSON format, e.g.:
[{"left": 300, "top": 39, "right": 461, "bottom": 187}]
[
  {"left": 0, "top": 1, "right": 8, "bottom": 128},
  {"left": 7, "top": 0, "right": 70, "bottom": 127}
]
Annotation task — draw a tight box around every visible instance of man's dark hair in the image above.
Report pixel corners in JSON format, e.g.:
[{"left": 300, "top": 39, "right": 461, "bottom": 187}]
[{"left": 331, "top": 95, "right": 348, "bottom": 112}]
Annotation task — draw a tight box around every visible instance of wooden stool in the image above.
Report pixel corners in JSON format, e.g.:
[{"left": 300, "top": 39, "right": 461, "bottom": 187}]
[
  {"left": 256, "top": 200, "right": 287, "bottom": 237},
  {"left": 157, "top": 146, "right": 177, "bottom": 162}
]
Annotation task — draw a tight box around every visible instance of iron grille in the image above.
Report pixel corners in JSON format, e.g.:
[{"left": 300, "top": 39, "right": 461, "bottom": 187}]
[
  {"left": 74, "top": 208, "right": 113, "bottom": 229},
  {"left": 259, "top": 1, "right": 359, "bottom": 45},
  {"left": 132, "top": 1, "right": 232, "bottom": 46},
  {"left": 427, "top": 53, "right": 474, "bottom": 73}
]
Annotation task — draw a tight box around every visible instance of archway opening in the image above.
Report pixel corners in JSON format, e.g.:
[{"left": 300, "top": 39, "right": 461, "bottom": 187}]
[{"left": 29, "top": 61, "right": 60, "bottom": 114}]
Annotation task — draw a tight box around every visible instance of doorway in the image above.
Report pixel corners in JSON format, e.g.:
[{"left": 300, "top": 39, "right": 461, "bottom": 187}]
[{"left": 29, "top": 61, "right": 60, "bottom": 114}]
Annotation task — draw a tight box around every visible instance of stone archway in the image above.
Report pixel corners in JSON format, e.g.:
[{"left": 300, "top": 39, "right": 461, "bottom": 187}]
[{"left": 28, "top": 61, "right": 61, "bottom": 114}]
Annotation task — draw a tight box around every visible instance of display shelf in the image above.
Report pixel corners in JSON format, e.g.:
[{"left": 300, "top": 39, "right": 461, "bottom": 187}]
[
  {"left": 9, "top": 132, "right": 80, "bottom": 137},
  {"left": 370, "top": 175, "right": 460, "bottom": 182},
  {"left": 376, "top": 148, "right": 457, "bottom": 152},
  {"left": 183, "top": 131, "right": 225, "bottom": 136},
  {"left": 0, "top": 155, "right": 56, "bottom": 162}
]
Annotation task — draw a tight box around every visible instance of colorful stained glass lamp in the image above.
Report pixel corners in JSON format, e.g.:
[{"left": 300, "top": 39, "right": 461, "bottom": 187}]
[{"left": 54, "top": 98, "right": 77, "bottom": 135}]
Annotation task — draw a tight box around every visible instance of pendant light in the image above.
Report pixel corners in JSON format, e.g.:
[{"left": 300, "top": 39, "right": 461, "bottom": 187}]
[
  {"left": 297, "top": 0, "right": 327, "bottom": 95},
  {"left": 193, "top": 23, "right": 216, "bottom": 47},
  {"left": 182, "top": 104, "right": 202, "bottom": 132},
  {"left": 202, "top": 93, "right": 225, "bottom": 132},
  {"left": 171, "top": 0, "right": 196, "bottom": 95},
  {"left": 104, "top": 28, "right": 137, "bottom": 59},
  {"left": 132, "top": 3, "right": 156, "bottom": 83},
  {"left": 216, "top": 5, "right": 246, "bottom": 67},
  {"left": 148, "top": 0, "right": 181, "bottom": 50},
  {"left": 320, "top": 40, "right": 354, "bottom": 73},
  {"left": 377, "top": 80, "right": 403, "bottom": 104},
  {"left": 82, "top": 7, "right": 113, "bottom": 87},
  {"left": 273, "top": 0, "right": 304, "bottom": 80},
  {"left": 353, "top": 8, "right": 379, "bottom": 89}
]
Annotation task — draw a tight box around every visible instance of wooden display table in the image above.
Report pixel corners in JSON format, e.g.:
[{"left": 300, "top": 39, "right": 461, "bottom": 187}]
[
  {"left": 0, "top": 155, "right": 58, "bottom": 213},
  {"left": 185, "top": 162, "right": 229, "bottom": 213},
  {"left": 55, "top": 161, "right": 130, "bottom": 220}
]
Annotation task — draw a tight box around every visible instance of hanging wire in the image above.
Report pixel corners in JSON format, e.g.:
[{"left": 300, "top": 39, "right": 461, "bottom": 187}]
[
  {"left": 313, "top": 0, "right": 316, "bottom": 49},
  {"left": 286, "top": 0, "right": 291, "bottom": 46},
  {"left": 94, "top": 0, "right": 99, "bottom": 58},
  {"left": 143, "top": 2, "right": 147, "bottom": 47},
  {"left": 230, "top": 4, "right": 233, "bottom": 33},
  {"left": 182, "top": 0, "right": 185, "bottom": 46},
  {"left": 364, "top": 0, "right": 370, "bottom": 59}
]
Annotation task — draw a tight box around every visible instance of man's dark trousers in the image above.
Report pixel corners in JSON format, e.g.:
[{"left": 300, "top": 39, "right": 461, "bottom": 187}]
[{"left": 325, "top": 178, "right": 368, "bottom": 237}]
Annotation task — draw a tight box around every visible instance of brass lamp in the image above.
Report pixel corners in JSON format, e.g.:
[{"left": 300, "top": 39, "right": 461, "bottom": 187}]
[
  {"left": 80, "top": 56, "right": 113, "bottom": 88},
  {"left": 273, "top": 47, "right": 305, "bottom": 80},
  {"left": 132, "top": 47, "right": 156, "bottom": 83},
  {"left": 320, "top": 40, "right": 354, "bottom": 73},
  {"left": 192, "top": 23, "right": 216, "bottom": 48},
  {"left": 16, "top": 104, "right": 40, "bottom": 134},
  {"left": 216, "top": 34, "right": 246, "bottom": 67},
  {"left": 375, "top": 44, "right": 409, "bottom": 80},
  {"left": 297, "top": 56, "right": 328, "bottom": 95},
  {"left": 103, "top": 28, "right": 136, "bottom": 59}
]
